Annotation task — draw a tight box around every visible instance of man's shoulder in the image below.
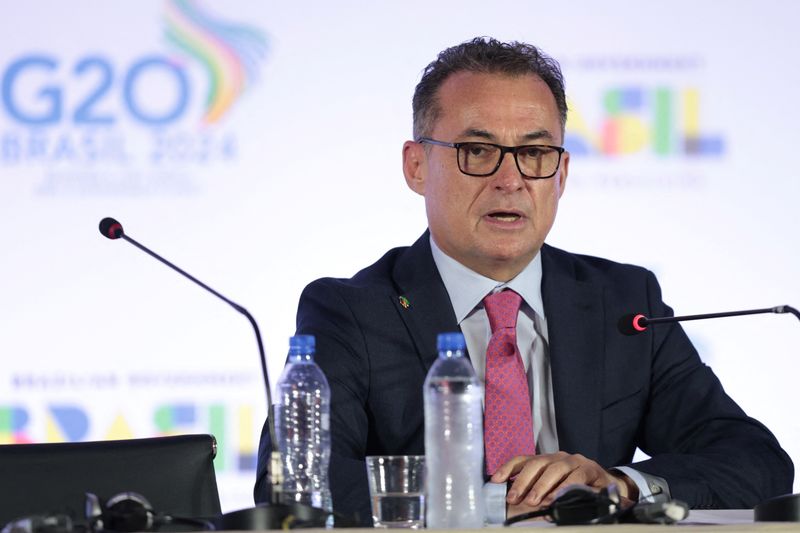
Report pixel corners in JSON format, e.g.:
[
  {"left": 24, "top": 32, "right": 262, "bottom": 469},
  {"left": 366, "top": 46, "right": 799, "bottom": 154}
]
[
  {"left": 542, "top": 243, "right": 654, "bottom": 285},
  {"left": 303, "top": 242, "right": 414, "bottom": 296},
  {"left": 296, "top": 239, "right": 431, "bottom": 333}
]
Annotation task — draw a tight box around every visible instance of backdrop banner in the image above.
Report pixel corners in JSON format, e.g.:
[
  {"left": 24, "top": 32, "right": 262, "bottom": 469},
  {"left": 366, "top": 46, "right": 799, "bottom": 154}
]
[{"left": 1, "top": 0, "right": 798, "bottom": 511}]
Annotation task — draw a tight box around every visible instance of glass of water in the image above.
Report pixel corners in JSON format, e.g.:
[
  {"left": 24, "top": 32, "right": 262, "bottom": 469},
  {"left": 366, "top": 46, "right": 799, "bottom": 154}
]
[{"left": 365, "top": 455, "right": 425, "bottom": 528}]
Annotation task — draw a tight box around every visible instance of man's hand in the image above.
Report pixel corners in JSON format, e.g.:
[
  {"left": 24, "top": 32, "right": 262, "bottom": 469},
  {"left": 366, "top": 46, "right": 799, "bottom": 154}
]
[{"left": 491, "top": 452, "right": 639, "bottom": 513}]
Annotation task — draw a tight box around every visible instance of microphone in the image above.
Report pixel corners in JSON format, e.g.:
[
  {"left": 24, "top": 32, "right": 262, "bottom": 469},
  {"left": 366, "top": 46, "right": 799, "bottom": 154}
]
[
  {"left": 97, "top": 217, "right": 276, "bottom": 462},
  {"left": 618, "top": 305, "right": 800, "bottom": 336},
  {"left": 99, "top": 218, "right": 124, "bottom": 240},
  {"left": 98, "top": 217, "right": 336, "bottom": 528}
]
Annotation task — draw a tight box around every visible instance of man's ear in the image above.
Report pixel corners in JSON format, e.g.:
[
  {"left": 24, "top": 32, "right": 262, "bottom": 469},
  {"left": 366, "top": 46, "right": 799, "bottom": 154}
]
[{"left": 402, "top": 140, "right": 426, "bottom": 195}]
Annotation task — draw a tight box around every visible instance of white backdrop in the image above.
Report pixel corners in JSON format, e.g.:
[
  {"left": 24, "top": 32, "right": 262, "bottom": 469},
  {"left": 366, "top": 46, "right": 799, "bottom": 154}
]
[{"left": 1, "top": 0, "right": 798, "bottom": 512}]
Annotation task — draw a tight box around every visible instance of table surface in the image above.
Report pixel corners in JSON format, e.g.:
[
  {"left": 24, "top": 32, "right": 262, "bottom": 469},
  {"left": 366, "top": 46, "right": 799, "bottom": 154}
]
[{"left": 218, "top": 510, "right": 800, "bottom": 532}]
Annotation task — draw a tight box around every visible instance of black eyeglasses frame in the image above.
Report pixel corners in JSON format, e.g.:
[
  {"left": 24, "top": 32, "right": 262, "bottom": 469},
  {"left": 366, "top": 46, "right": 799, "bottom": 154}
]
[{"left": 417, "top": 137, "right": 566, "bottom": 180}]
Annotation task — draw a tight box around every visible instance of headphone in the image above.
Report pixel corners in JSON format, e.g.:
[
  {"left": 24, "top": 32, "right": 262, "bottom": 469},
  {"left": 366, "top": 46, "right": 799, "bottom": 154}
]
[
  {"left": 86, "top": 492, "right": 215, "bottom": 532},
  {"left": 85, "top": 492, "right": 156, "bottom": 532},
  {"left": 2, "top": 493, "right": 214, "bottom": 533}
]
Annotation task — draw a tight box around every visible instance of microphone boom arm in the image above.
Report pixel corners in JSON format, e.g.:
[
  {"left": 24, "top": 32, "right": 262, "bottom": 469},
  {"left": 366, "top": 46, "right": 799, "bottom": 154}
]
[
  {"left": 120, "top": 233, "right": 273, "bottom": 411},
  {"left": 643, "top": 305, "right": 800, "bottom": 326}
]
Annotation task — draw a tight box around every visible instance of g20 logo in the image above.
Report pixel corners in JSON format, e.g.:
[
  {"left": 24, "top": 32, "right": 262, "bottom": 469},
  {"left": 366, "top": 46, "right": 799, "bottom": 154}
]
[{"left": 1, "top": 54, "right": 191, "bottom": 126}]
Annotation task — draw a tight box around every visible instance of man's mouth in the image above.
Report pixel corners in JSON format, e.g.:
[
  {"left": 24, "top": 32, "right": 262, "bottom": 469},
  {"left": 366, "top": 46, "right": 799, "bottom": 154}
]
[{"left": 488, "top": 212, "right": 522, "bottom": 222}]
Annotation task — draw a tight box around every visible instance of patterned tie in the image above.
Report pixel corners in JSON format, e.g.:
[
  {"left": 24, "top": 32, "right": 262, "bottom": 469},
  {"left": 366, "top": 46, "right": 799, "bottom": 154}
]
[{"left": 483, "top": 289, "right": 536, "bottom": 475}]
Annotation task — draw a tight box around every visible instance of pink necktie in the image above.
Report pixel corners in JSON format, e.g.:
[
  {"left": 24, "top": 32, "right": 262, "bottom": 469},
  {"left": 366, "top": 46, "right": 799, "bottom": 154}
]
[{"left": 483, "top": 289, "right": 536, "bottom": 475}]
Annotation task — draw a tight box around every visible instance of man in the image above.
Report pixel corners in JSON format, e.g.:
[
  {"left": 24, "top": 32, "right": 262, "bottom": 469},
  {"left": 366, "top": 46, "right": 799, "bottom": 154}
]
[{"left": 255, "top": 37, "right": 792, "bottom": 524}]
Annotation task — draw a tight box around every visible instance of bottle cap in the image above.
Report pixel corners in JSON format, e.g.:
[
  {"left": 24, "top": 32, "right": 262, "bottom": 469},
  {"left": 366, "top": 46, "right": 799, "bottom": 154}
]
[
  {"left": 289, "top": 334, "right": 316, "bottom": 355},
  {"left": 437, "top": 332, "right": 465, "bottom": 351}
]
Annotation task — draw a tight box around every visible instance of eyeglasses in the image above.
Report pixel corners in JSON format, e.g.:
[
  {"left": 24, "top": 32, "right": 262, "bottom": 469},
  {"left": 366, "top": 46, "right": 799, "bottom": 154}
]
[{"left": 417, "top": 137, "right": 565, "bottom": 179}]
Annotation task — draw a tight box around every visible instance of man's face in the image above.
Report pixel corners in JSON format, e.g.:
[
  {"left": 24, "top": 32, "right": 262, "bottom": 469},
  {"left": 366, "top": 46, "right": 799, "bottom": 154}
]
[{"left": 403, "top": 71, "right": 569, "bottom": 281}]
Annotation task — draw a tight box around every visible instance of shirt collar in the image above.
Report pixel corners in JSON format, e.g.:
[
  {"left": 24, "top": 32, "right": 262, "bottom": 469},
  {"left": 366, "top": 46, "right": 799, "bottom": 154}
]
[{"left": 429, "top": 235, "right": 545, "bottom": 324}]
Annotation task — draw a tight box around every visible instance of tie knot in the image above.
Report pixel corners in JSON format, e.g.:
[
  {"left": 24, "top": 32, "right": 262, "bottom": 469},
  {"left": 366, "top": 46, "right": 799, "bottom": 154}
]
[{"left": 483, "top": 289, "right": 522, "bottom": 332}]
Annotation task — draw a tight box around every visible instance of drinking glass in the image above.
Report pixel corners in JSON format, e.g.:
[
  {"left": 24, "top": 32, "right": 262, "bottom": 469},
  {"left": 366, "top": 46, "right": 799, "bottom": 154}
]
[{"left": 365, "top": 455, "right": 425, "bottom": 528}]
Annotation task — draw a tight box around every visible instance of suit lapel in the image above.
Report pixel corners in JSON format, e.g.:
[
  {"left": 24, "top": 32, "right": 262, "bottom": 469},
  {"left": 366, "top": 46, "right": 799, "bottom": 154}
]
[
  {"left": 391, "top": 232, "right": 459, "bottom": 372},
  {"left": 541, "top": 245, "right": 605, "bottom": 460}
]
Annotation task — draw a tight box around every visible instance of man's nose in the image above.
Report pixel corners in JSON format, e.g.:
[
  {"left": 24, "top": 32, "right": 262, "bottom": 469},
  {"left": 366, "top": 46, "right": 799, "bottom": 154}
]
[{"left": 491, "top": 151, "right": 525, "bottom": 191}]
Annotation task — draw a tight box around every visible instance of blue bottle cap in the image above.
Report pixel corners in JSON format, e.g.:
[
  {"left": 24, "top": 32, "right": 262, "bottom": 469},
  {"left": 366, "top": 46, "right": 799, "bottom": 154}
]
[
  {"left": 437, "top": 332, "right": 465, "bottom": 351},
  {"left": 289, "top": 334, "right": 315, "bottom": 355}
]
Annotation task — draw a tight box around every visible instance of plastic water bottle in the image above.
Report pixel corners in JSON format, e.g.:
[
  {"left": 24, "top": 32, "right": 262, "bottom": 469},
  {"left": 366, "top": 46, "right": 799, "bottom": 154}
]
[
  {"left": 424, "top": 332, "right": 486, "bottom": 528},
  {"left": 274, "top": 335, "right": 333, "bottom": 519}
]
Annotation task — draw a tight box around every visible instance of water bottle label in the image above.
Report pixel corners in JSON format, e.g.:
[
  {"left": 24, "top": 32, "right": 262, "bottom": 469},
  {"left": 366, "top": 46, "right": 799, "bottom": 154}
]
[
  {"left": 321, "top": 412, "right": 330, "bottom": 431},
  {"left": 311, "top": 491, "right": 322, "bottom": 508}
]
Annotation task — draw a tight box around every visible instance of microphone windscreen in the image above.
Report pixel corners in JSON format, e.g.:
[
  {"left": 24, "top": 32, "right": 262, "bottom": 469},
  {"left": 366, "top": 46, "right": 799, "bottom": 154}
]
[
  {"left": 99, "top": 217, "right": 124, "bottom": 239},
  {"left": 618, "top": 313, "right": 647, "bottom": 336}
]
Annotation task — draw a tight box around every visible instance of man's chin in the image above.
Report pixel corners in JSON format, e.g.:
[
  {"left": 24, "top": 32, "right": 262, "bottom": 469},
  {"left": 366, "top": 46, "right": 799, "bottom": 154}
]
[
  {"left": 470, "top": 247, "right": 540, "bottom": 281},
  {"left": 484, "top": 242, "right": 541, "bottom": 265}
]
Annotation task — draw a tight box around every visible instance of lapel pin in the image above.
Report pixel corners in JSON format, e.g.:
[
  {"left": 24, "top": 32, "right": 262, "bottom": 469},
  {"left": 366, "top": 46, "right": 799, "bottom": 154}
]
[{"left": 399, "top": 296, "right": 411, "bottom": 309}]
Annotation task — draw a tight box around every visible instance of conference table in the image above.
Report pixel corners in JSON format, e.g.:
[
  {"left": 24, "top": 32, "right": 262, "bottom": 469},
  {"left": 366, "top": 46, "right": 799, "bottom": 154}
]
[{"left": 228, "top": 511, "right": 800, "bottom": 532}]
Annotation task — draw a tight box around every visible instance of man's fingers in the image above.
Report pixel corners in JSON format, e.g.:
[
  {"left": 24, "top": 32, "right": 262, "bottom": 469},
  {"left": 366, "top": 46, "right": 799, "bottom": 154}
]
[
  {"left": 517, "top": 453, "right": 611, "bottom": 507},
  {"left": 490, "top": 455, "right": 536, "bottom": 483},
  {"left": 500, "top": 456, "right": 549, "bottom": 505},
  {"left": 504, "top": 452, "right": 572, "bottom": 505},
  {"left": 517, "top": 454, "right": 576, "bottom": 506},
  {"left": 496, "top": 453, "right": 624, "bottom": 509}
]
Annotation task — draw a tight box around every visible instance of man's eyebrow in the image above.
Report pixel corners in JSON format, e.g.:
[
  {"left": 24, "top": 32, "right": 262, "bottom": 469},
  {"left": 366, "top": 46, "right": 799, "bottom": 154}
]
[
  {"left": 458, "top": 128, "right": 494, "bottom": 140},
  {"left": 521, "top": 130, "right": 555, "bottom": 142},
  {"left": 456, "top": 128, "right": 556, "bottom": 143}
]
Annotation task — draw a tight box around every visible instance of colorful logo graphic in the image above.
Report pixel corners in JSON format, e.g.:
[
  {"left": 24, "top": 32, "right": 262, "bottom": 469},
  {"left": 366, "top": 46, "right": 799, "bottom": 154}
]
[
  {"left": 164, "top": 0, "right": 268, "bottom": 124},
  {"left": 565, "top": 87, "right": 724, "bottom": 157},
  {"left": 0, "top": 1, "right": 271, "bottom": 183},
  {"left": 0, "top": 403, "right": 257, "bottom": 471},
  {"left": 0, "top": 406, "right": 31, "bottom": 444}
]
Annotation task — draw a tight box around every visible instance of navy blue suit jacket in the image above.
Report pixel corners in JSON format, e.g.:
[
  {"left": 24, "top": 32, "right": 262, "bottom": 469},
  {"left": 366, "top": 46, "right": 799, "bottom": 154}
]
[{"left": 256, "top": 232, "right": 792, "bottom": 523}]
